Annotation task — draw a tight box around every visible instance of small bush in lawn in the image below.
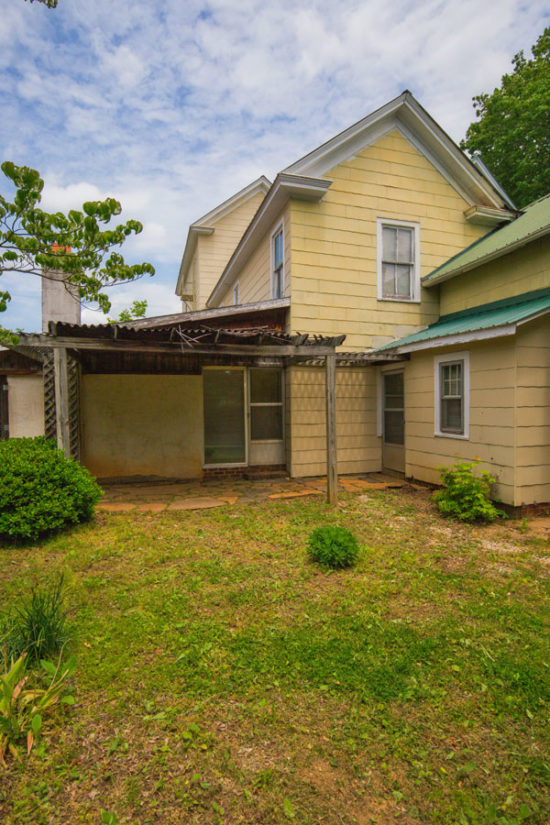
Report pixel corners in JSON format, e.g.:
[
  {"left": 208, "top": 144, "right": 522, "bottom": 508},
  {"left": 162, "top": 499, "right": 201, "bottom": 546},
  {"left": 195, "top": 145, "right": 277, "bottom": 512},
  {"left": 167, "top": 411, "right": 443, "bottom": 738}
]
[
  {"left": 433, "top": 460, "right": 506, "bottom": 523},
  {"left": 307, "top": 525, "right": 359, "bottom": 569},
  {"left": 0, "top": 437, "right": 102, "bottom": 542},
  {"left": 1, "top": 574, "right": 69, "bottom": 663}
]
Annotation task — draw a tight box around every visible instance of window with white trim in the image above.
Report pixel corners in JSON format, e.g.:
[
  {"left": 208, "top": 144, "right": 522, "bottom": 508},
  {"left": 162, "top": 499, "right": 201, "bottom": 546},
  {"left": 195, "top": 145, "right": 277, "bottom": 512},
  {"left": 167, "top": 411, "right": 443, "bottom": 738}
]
[
  {"left": 434, "top": 352, "right": 470, "bottom": 439},
  {"left": 377, "top": 219, "right": 420, "bottom": 302},
  {"left": 271, "top": 226, "right": 284, "bottom": 299},
  {"left": 233, "top": 282, "right": 239, "bottom": 305}
]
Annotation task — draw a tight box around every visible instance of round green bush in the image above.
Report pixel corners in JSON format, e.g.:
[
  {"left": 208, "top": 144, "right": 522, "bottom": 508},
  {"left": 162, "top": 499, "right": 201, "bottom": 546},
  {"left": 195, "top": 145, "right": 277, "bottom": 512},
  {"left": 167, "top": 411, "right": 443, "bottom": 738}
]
[
  {"left": 0, "top": 437, "right": 103, "bottom": 541},
  {"left": 307, "top": 525, "right": 359, "bottom": 569}
]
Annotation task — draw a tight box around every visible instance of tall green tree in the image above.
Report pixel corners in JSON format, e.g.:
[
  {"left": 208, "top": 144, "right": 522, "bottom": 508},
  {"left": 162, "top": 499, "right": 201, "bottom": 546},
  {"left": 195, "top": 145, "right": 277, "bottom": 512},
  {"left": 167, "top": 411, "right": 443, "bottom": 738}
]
[
  {"left": 0, "top": 162, "right": 155, "bottom": 343},
  {"left": 461, "top": 28, "right": 550, "bottom": 209}
]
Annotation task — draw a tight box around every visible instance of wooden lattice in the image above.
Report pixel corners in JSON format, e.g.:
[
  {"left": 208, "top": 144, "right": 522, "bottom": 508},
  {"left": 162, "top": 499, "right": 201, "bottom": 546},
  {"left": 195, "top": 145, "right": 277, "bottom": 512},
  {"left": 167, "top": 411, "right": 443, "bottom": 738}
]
[
  {"left": 43, "top": 351, "right": 57, "bottom": 440},
  {"left": 43, "top": 350, "right": 80, "bottom": 460}
]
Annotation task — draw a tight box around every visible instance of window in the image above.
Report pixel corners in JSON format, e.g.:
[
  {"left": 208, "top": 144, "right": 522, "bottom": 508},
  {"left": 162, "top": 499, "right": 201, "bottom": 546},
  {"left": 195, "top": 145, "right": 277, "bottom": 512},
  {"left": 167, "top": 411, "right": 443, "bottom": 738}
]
[
  {"left": 249, "top": 368, "right": 283, "bottom": 441},
  {"left": 233, "top": 282, "right": 240, "bottom": 305},
  {"left": 377, "top": 219, "right": 420, "bottom": 302},
  {"left": 271, "top": 225, "right": 284, "bottom": 299},
  {"left": 434, "top": 352, "right": 470, "bottom": 439}
]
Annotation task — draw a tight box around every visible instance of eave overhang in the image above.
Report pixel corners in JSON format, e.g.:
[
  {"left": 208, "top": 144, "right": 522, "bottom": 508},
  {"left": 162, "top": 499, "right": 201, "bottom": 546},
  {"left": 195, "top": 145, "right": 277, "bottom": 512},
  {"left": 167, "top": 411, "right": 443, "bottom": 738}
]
[
  {"left": 206, "top": 173, "right": 332, "bottom": 307},
  {"left": 175, "top": 175, "right": 271, "bottom": 297}
]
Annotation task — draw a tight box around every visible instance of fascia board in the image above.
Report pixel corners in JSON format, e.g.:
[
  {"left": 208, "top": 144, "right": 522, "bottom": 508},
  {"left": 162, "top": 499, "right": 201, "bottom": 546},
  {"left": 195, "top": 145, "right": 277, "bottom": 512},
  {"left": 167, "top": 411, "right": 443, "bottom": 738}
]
[
  {"left": 394, "top": 324, "right": 518, "bottom": 353},
  {"left": 207, "top": 174, "right": 331, "bottom": 307},
  {"left": 175, "top": 176, "right": 271, "bottom": 296},
  {"left": 284, "top": 92, "right": 408, "bottom": 176},
  {"left": 175, "top": 225, "right": 215, "bottom": 296},
  {"left": 422, "top": 224, "right": 550, "bottom": 288}
]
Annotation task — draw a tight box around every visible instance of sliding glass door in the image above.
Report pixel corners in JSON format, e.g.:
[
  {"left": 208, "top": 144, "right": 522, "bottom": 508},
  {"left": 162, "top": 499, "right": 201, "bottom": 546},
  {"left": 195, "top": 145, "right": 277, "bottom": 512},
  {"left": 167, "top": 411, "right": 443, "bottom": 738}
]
[{"left": 203, "top": 369, "right": 246, "bottom": 466}]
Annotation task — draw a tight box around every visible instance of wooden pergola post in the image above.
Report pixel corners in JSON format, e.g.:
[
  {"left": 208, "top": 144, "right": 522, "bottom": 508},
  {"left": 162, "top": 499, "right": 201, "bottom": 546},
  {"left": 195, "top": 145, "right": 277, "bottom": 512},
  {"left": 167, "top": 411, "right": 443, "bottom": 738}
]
[
  {"left": 53, "top": 347, "right": 71, "bottom": 457},
  {"left": 325, "top": 351, "right": 338, "bottom": 505}
]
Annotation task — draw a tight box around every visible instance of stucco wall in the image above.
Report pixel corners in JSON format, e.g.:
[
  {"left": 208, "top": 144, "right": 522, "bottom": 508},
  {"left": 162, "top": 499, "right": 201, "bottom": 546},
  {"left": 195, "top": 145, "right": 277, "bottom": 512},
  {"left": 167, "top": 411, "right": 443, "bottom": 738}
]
[
  {"left": 80, "top": 375, "right": 203, "bottom": 479},
  {"left": 288, "top": 366, "right": 380, "bottom": 477},
  {"left": 404, "top": 339, "right": 517, "bottom": 505},
  {"left": 6, "top": 375, "right": 45, "bottom": 438}
]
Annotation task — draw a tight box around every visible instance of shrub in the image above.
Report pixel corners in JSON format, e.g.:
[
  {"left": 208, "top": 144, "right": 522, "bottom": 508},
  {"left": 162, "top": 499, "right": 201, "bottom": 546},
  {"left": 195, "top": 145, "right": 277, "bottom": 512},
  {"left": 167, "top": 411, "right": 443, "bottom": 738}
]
[
  {"left": 433, "top": 460, "right": 506, "bottom": 523},
  {"left": 307, "top": 525, "right": 359, "bottom": 569},
  {"left": 2, "top": 574, "right": 69, "bottom": 663},
  {"left": 0, "top": 437, "right": 102, "bottom": 541}
]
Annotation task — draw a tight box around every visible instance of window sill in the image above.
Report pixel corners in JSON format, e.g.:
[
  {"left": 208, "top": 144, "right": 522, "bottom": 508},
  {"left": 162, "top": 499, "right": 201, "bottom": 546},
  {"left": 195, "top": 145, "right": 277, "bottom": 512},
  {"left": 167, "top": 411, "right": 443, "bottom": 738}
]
[
  {"left": 434, "top": 431, "right": 469, "bottom": 440},
  {"left": 377, "top": 296, "right": 421, "bottom": 304}
]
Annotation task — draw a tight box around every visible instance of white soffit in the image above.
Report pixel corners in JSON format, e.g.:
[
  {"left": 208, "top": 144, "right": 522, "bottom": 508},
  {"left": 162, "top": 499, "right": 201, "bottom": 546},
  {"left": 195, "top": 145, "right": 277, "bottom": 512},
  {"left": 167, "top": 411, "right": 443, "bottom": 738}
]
[{"left": 284, "top": 92, "right": 509, "bottom": 211}]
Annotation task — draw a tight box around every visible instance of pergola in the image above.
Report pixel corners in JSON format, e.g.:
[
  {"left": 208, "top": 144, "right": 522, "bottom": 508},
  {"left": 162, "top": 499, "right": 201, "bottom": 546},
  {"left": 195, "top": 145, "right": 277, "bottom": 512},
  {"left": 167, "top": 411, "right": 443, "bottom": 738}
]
[{"left": 18, "top": 315, "right": 404, "bottom": 505}]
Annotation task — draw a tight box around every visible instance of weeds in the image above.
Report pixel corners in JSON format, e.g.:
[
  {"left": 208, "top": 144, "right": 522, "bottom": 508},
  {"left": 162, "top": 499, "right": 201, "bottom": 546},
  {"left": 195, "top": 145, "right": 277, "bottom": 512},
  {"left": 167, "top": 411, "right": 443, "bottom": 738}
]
[
  {"left": 1, "top": 574, "right": 69, "bottom": 662},
  {"left": 0, "top": 650, "right": 75, "bottom": 767}
]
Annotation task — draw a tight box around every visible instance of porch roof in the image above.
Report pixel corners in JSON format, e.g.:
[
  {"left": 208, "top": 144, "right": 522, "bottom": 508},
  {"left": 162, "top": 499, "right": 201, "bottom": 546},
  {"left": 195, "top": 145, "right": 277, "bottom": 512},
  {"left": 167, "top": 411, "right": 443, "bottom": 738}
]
[{"left": 373, "top": 286, "right": 550, "bottom": 354}]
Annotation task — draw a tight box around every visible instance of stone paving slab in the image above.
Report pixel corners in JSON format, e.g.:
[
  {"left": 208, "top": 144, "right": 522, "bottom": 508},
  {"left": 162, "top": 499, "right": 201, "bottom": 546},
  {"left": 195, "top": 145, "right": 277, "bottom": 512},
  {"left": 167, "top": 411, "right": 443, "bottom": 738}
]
[
  {"left": 268, "top": 489, "right": 323, "bottom": 500},
  {"left": 97, "top": 502, "right": 137, "bottom": 512},
  {"left": 167, "top": 497, "right": 228, "bottom": 511}
]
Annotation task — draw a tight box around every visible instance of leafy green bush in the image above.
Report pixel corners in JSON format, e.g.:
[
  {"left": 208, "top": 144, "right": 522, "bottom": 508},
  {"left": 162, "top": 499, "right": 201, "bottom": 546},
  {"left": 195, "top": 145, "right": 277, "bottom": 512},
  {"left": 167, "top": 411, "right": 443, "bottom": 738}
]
[
  {"left": 2, "top": 574, "right": 69, "bottom": 662},
  {"left": 0, "top": 437, "right": 102, "bottom": 541},
  {"left": 433, "top": 460, "right": 506, "bottom": 523},
  {"left": 307, "top": 525, "right": 359, "bottom": 569}
]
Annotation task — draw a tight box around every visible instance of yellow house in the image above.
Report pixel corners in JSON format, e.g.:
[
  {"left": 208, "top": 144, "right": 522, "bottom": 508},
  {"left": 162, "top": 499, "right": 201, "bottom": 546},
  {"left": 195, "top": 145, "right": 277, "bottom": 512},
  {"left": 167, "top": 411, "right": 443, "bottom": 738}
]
[{"left": 5, "top": 92, "right": 548, "bottom": 508}]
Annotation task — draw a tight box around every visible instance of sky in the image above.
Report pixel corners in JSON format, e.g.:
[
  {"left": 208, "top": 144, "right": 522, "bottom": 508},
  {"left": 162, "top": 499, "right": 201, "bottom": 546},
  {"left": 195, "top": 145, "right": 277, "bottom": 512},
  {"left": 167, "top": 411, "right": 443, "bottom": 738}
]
[{"left": 0, "top": 0, "right": 548, "bottom": 330}]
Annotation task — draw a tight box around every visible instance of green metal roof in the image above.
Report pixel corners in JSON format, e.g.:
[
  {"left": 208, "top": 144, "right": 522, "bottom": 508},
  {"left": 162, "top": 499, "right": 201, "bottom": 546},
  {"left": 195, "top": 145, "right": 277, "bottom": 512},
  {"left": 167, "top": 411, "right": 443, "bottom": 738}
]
[
  {"left": 375, "top": 287, "right": 550, "bottom": 352},
  {"left": 423, "top": 194, "right": 550, "bottom": 286}
]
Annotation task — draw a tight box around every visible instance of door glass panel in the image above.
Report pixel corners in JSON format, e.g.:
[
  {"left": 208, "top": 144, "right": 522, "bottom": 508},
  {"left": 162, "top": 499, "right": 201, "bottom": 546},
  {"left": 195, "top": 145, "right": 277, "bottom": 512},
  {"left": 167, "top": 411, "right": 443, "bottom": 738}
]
[
  {"left": 203, "top": 370, "right": 245, "bottom": 464},
  {"left": 383, "top": 372, "right": 404, "bottom": 445},
  {"left": 384, "top": 410, "right": 404, "bottom": 445},
  {"left": 250, "top": 369, "right": 282, "bottom": 403},
  {"left": 251, "top": 406, "right": 283, "bottom": 440}
]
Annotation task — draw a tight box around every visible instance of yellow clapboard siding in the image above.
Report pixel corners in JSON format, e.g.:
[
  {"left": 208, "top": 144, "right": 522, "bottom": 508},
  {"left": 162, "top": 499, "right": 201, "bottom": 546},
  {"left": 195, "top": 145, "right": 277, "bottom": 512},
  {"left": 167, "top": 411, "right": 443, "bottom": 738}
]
[
  {"left": 440, "top": 236, "right": 550, "bottom": 316},
  {"left": 402, "top": 340, "right": 517, "bottom": 504},
  {"left": 194, "top": 190, "right": 266, "bottom": 309},
  {"left": 289, "top": 129, "right": 489, "bottom": 348}
]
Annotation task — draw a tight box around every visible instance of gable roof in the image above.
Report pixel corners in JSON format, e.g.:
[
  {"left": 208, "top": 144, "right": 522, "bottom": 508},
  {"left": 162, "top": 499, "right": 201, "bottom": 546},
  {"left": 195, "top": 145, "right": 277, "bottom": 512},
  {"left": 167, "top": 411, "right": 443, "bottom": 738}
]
[
  {"left": 374, "top": 286, "right": 550, "bottom": 353},
  {"left": 285, "top": 91, "right": 515, "bottom": 210},
  {"left": 423, "top": 193, "right": 550, "bottom": 287},
  {"left": 206, "top": 91, "right": 516, "bottom": 307},
  {"left": 175, "top": 175, "right": 271, "bottom": 297}
]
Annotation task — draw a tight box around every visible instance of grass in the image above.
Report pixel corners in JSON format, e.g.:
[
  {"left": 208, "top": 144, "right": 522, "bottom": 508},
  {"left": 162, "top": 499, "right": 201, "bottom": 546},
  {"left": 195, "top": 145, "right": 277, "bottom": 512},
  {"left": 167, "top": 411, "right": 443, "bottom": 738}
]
[{"left": 0, "top": 486, "right": 548, "bottom": 824}]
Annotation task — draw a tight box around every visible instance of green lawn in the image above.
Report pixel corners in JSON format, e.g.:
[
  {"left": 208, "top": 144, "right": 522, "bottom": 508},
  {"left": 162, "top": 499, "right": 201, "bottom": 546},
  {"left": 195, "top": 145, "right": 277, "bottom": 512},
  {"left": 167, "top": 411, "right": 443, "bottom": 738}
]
[{"left": 1, "top": 488, "right": 548, "bottom": 824}]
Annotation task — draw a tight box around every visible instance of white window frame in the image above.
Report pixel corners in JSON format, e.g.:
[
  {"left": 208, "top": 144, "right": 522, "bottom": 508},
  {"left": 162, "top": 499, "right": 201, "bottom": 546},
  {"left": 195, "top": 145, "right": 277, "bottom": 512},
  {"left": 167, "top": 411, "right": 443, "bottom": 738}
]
[
  {"left": 270, "top": 222, "right": 285, "bottom": 299},
  {"left": 434, "top": 351, "right": 470, "bottom": 440},
  {"left": 233, "top": 281, "right": 240, "bottom": 305},
  {"left": 377, "top": 218, "right": 420, "bottom": 303}
]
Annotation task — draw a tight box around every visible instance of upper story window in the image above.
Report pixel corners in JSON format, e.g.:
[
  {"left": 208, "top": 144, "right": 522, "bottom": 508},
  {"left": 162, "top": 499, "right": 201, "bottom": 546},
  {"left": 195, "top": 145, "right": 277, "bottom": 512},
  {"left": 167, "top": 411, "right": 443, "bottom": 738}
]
[
  {"left": 233, "top": 282, "right": 240, "bottom": 305},
  {"left": 271, "top": 225, "right": 284, "bottom": 299},
  {"left": 434, "top": 352, "right": 470, "bottom": 439},
  {"left": 377, "top": 219, "right": 420, "bottom": 302}
]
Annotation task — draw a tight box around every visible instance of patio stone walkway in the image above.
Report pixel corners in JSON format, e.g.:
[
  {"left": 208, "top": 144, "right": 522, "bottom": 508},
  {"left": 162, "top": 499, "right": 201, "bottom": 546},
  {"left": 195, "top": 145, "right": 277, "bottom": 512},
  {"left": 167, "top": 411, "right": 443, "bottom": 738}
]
[{"left": 96, "top": 473, "right": 407, "bottom": 512}]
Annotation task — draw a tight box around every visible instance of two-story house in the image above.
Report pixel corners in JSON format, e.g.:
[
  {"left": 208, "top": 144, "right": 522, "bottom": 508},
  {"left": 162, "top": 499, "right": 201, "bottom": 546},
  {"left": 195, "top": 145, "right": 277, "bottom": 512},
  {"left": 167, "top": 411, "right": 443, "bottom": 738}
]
[{"left": 4, "top": 91, "right": 548, "bottom": 508}]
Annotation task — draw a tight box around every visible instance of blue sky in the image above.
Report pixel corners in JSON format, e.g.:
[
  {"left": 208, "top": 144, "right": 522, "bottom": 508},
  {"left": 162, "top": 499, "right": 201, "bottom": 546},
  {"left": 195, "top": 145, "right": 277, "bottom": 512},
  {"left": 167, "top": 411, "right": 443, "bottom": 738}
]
[{"left": 1, "top": 0, "right": 548, "bottom": 330}]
